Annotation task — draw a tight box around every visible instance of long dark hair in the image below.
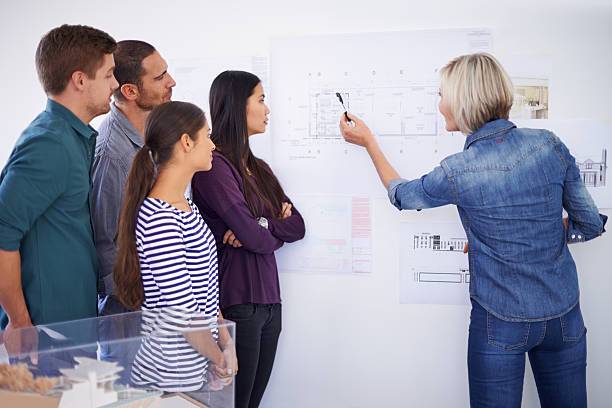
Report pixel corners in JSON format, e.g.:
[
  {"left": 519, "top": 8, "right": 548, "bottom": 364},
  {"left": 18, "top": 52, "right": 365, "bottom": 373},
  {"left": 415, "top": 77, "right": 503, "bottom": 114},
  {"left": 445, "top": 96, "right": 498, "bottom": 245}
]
[
  {"left": 209, "top": 70, "right": 285, "bottom": 217},
  {"left": 114, "top": 101, "right": 206, "bottom": 310}
]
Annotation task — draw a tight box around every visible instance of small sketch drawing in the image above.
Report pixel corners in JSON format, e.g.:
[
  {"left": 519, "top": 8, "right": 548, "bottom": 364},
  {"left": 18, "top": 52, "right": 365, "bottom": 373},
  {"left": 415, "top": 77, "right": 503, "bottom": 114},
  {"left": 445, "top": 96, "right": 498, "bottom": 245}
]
[
  {"left": 309, "top": 90, "right": 348, "bottom": 139},
  {"left": 414, "top": 268, "right": 469, "bottom": 284},
  {"left": 413, "top": 233, "right": 467, "bottom": 252},
  {"left": 576, "top": 149, "right": 607, "bottom": 187}
]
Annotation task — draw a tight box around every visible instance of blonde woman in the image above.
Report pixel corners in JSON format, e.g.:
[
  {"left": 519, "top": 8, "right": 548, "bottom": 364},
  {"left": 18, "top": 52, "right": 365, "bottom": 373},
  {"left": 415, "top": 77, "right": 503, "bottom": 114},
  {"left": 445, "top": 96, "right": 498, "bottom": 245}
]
[{"left": 340, "top": 53, "right": 607, "bottom": 408}]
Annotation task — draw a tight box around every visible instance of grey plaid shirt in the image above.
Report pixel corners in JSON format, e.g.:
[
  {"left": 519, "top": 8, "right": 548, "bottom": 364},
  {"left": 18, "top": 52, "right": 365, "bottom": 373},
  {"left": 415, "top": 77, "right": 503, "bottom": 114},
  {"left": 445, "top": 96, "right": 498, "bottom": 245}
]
[{"left": 92, "top": 103, "right": 143, "bottom": 297}]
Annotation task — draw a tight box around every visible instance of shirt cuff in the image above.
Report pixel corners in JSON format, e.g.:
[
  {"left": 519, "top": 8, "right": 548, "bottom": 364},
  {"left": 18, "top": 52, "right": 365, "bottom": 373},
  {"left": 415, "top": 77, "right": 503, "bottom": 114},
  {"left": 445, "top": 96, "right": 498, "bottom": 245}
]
[
  {"left": 0, "top": 223, "right": 23, "bottom": 252},
  {"left": 566, "top": 225, "right": 586, "bottom": 243},
  {"left": 387, "top": 178, "right": 409, "bottom": 209},
  {"left": 567, "top": 213, "right": 608, "bottom": 243}
]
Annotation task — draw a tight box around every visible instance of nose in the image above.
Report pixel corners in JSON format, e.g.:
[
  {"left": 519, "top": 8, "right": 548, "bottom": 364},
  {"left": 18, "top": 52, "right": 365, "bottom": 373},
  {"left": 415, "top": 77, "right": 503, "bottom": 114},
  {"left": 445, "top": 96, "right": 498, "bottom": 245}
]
[
  {"left": 167, "top": 73, "right": 176, "bottom": 88},
  {"left": 265, "top": 103, "right": 270, "bottom": 115},
  {"left": 111, "top": 75, "right": 119, "bottom": 91}
]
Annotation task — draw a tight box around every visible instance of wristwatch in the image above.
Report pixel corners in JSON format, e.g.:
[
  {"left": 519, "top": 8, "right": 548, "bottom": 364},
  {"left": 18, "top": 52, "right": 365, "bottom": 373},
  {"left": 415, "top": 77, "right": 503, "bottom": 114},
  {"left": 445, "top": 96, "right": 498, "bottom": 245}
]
[{"left": 257, "top": 217, "right": 269, "bottom": 229}]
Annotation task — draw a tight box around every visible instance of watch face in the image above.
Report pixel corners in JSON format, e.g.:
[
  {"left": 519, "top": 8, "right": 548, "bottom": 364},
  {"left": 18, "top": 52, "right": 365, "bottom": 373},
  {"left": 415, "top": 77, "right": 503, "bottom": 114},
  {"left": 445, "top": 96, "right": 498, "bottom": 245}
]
[{"left": 258, "top": 217, "right": 268, "bottom": 228}]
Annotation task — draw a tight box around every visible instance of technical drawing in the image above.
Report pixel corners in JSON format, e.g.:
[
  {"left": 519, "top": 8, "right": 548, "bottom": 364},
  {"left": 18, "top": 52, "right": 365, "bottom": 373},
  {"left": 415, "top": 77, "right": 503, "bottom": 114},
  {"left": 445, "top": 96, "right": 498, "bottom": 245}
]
[
  {"left": 400, "top": 222, "right": 470, "bottom": 305},
  {"left": 308, "top": 82, "right": 439, "bottom": 139},
  {"left": 309, "top": 90, "right": 349, "bottom": 139},
  {"left": 577, "top": 149, "right": 607, "bottom": 187},
  {"left": 415, "top": 268, "right": 470, "bottom": 284},
  {"left": 413, "top": 232, "right": 468, "bottom": 252},
  {"left": 270, "top": 28, "right": 492, "bottom": 197}
]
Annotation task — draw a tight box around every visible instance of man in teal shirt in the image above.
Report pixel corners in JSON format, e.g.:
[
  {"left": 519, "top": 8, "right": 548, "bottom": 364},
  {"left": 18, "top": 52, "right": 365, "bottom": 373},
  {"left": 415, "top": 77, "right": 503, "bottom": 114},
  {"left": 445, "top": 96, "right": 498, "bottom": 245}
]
[{"left": 0, "top": 25, "right": 118, "bottom": 355}]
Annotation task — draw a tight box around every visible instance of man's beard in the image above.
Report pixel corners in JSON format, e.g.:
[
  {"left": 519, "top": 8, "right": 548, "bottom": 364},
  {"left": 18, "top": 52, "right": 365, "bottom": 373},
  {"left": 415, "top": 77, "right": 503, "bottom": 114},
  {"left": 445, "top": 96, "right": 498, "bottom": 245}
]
[
  {"left": 87, "top": 99, "right": 111, "bottom": 120},
  {"left": 135, "top": 89, "right": 159, "bottom": 111},
  {"left": 135, "top": 97, "right": 155, "bottom": 111}
]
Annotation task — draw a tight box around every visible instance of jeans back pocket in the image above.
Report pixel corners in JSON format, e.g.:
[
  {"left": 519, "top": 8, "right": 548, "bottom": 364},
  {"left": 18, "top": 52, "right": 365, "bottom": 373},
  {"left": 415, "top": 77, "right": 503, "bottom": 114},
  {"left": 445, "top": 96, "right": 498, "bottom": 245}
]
[
  {"left": 487, "top": 312, "right": 530, "bottom": 350},
  {"left": 560, "top": 303, "right": 586, "bottom": 342}
]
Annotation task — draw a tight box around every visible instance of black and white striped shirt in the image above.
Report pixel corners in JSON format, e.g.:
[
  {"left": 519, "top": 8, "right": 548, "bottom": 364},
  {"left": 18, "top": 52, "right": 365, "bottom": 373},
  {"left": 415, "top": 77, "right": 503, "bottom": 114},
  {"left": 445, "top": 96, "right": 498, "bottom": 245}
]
[{"left": 130, "top": 197, "right": 219, "bottom": 392}]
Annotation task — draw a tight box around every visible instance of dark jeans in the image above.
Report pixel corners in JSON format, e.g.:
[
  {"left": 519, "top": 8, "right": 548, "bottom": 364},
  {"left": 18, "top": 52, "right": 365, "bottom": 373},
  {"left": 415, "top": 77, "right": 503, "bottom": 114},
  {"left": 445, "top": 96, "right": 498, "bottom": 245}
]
[
  {"left": 222, "top": 303, "right": 281, "bottom": 408},
  {"left": 468, "top": 300, "right": 587, "bottom": 408}
]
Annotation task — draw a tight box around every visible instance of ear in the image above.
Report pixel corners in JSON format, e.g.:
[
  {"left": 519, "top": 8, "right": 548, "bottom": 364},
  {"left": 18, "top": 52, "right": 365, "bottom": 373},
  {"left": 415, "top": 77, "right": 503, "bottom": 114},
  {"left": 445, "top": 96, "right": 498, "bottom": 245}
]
[
  {"left": 70, "top": 71, "right": 88, "bottom": 92},
  {"left": 120, "top": 83, "right": 139, "bottom": 101},
  {"left": 179, "top": 133, "right": 193, "bottom": 152}
]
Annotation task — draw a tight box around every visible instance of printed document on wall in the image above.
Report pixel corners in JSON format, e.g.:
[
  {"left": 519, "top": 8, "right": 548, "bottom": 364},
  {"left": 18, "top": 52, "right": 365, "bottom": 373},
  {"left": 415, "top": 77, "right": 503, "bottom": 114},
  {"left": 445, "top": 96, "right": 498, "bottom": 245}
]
[
  {"left": 270, "top": 29, "right": 491, "bottom": 196},
  {"left": 275, "top": 195, "right": 372, "bottom": 274},
  {"left": 399, "top": 222, "right": 470, "bottom": 305}
]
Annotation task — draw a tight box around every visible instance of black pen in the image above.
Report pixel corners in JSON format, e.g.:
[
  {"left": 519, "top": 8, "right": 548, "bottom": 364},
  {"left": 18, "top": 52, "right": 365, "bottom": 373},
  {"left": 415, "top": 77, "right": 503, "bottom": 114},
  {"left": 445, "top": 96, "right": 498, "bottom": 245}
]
[{"left": 335, "top": 92, "right": 353, "bottom": 124}]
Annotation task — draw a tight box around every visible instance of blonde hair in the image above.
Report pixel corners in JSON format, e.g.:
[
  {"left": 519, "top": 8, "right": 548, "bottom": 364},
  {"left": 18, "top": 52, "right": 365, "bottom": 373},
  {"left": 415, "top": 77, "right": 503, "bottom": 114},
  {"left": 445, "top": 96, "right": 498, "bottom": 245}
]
[{"left": 440, "top": 53, "right": 514, "bottom": 135}]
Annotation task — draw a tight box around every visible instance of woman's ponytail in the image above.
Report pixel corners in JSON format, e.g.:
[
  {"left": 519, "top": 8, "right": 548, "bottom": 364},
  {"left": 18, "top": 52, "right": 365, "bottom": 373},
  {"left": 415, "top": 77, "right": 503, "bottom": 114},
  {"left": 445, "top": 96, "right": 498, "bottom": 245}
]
[{"left": 113, "top": 146, "right": 156, "bottom": 310}]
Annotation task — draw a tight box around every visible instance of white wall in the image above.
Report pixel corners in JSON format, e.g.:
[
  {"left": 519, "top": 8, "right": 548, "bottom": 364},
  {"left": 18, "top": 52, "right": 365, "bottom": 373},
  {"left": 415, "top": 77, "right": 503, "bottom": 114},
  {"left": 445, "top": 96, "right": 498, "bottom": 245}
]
[{"left": 1, "top": 1, "right": 611, "bottom": 406}]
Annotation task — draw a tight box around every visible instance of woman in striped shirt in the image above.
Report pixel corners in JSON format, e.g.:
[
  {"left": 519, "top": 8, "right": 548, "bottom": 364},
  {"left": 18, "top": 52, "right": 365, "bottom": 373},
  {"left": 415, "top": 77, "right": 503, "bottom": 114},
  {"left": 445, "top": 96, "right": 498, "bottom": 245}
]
[{"left": 113, "top": 101, "right": 235, "bottom": 393}]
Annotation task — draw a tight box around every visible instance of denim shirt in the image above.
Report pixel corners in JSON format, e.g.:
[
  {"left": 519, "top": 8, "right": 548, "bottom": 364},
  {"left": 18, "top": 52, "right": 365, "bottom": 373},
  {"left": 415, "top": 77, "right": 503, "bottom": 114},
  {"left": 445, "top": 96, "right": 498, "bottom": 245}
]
[
  {"left": 91, "top": 103, "right": 144, "bottom": 296},
  {"left": 388, "top": 119, "right": 607, "bottom": 321}
]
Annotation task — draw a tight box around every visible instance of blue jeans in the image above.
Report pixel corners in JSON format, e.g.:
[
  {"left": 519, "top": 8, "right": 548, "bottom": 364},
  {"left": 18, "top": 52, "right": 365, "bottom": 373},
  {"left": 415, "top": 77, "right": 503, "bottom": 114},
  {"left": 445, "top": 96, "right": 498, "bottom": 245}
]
[{"left": 468, "top": 300, "right": 587, "bottom": 408}]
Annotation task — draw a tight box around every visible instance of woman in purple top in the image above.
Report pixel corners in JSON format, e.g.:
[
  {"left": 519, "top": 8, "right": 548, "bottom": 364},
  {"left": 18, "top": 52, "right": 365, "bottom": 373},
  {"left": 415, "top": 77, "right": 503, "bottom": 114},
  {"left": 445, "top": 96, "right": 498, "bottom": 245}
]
[{"left": 192, "top": 71, "right": 305, "bottom": 408}]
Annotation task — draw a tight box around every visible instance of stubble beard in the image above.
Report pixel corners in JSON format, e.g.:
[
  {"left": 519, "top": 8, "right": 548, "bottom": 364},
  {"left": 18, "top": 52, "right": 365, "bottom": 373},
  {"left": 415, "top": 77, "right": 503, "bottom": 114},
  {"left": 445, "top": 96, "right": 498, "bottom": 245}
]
[
  {"left": 135, "top": 98, "right": 155, "bottom": 112},
  {"left": 135, "top": 88, "right": 164, "bottom": 112},
  {"left": 87, "top": 98, "right": 111, "bottom": 120}
]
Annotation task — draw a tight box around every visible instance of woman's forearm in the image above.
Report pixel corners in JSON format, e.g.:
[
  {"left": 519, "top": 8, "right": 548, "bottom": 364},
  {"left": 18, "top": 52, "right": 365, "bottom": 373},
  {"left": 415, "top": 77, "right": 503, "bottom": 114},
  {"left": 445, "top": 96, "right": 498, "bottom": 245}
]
[
  {"left": 365, "top": 139, "right": 400, "bottom": 189},
  {"left": 339, "top": 113, "right": 400, "bottom": 189},
  {"left": 184, "top": 328, "right": 224, "bottom": 366}
]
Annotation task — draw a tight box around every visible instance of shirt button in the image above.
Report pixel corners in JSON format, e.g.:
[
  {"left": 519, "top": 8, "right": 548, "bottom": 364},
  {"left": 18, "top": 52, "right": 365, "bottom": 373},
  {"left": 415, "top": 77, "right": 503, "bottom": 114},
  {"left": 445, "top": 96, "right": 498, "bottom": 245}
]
[{"left": 571, "top": 234, "right": 576, "bottom": 239}]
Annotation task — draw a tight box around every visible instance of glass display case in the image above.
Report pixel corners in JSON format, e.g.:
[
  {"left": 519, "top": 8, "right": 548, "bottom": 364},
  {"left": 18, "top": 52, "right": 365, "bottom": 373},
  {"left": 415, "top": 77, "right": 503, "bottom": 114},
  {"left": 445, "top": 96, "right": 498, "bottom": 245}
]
[{"left": 0, "top": 309, "right": 235, "bottom": 407}]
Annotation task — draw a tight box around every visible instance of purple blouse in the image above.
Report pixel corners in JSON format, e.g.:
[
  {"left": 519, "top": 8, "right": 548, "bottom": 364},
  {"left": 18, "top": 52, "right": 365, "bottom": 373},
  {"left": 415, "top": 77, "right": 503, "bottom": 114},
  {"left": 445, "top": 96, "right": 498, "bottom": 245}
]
[{"left": 192, "top": 151, "right": 305, "bottom": 309}]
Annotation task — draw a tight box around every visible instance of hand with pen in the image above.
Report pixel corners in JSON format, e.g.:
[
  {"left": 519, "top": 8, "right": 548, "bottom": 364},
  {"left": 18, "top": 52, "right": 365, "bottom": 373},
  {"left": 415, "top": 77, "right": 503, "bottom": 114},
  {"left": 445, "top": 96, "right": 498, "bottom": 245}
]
[
  {"left": 336, "top": 92, "right": 377, "bottom": 147},
  {"left": 339, "top": 113, "right": 376, "bottom": 149}
]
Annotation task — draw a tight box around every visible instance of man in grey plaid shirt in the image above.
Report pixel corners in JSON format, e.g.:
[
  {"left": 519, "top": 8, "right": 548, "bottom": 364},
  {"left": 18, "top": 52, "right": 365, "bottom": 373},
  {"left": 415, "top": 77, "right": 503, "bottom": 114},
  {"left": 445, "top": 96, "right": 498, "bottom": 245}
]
[{"left": 91, "top": 40, "right": 175, "bottom": 370}]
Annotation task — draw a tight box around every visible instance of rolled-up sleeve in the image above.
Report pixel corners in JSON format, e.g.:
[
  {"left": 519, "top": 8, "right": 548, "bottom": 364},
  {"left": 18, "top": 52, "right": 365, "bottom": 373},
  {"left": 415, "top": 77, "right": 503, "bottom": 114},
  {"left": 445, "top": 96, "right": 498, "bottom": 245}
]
[
  {"left": 0, "top": 137, "right": 68, "bottom": 250},
  {"left": 387, "top": 165, "right": 456, "bottom": 211},
  {"left": 556, "top": 138, "right": 608, "bottom": 242}
]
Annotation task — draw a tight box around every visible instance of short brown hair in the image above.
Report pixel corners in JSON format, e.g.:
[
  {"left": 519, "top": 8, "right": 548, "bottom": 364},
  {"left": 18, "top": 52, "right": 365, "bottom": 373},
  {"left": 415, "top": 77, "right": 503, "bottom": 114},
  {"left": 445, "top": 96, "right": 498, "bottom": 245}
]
[{"left": 35, "top": 24, "right": 117, "bottom": 95}]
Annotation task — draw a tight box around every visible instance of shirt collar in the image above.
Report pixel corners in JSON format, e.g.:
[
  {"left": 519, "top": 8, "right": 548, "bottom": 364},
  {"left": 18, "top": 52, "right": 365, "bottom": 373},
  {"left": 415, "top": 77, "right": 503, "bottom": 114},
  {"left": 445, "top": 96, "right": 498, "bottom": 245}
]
[
  {"left": 45, "top": 99, "right": 98, "bottom": 140},
  {"left": 109, "top": 102, "right": 144, "bottom": 148},
  {"left": 464, "top": 119, "right": 516, "bottom": 150}
]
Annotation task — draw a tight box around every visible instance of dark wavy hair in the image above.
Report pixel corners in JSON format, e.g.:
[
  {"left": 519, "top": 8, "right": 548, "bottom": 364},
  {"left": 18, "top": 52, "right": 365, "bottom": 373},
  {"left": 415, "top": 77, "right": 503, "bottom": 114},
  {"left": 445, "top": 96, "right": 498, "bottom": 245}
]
[
  {"left": 112, "top": 40, "right": 156, "bottom": 101},
  {"left": 114, "top": 101, "right": 206, "bottom": 310},
  {"left": 208, "top": 70, "right": 285, "bottom": 217}
]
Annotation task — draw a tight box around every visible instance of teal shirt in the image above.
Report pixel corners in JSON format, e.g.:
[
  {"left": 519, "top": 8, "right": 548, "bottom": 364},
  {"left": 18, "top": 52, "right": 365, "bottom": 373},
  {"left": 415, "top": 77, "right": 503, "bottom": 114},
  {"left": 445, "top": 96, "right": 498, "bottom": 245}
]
[{"left": 0, "top": 99, "right": 99, "bottom": 328}]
